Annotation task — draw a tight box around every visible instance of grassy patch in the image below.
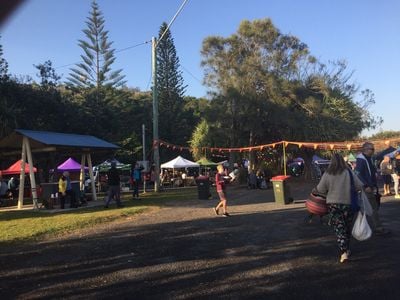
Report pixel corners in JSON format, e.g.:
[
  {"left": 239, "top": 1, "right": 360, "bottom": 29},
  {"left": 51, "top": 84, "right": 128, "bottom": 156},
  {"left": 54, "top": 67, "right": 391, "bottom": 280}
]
[{"left": 0, "top": 188, "right": 197, "bottom": 243}]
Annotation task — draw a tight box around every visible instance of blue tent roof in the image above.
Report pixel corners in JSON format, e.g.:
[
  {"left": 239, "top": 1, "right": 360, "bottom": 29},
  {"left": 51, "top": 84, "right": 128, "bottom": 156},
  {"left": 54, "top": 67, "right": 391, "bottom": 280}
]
[
  {"left": 0, "top": 129, "right": 119, "bottom": 151},
  {"left": 16, "top": 129, "right": 119, "bottom": 149}
]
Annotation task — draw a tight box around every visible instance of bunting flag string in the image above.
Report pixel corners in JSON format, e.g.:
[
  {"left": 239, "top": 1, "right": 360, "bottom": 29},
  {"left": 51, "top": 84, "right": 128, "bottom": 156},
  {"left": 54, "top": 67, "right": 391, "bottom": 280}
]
[{"left": 155, "top": 137, "right": 400, "bottom": 153}]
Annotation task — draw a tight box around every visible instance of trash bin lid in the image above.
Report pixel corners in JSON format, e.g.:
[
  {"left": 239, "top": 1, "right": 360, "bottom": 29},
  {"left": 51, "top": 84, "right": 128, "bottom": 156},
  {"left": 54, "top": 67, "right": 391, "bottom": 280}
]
[{"left": 270, "top": 175, "right": 291, "bottom": 181}]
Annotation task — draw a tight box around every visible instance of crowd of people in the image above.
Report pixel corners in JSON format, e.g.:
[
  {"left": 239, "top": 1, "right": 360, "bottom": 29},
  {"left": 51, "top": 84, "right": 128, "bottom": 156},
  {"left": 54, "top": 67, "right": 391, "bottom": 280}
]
[{"left": 2, "top": 143, "right": 398, "bottom": 264}]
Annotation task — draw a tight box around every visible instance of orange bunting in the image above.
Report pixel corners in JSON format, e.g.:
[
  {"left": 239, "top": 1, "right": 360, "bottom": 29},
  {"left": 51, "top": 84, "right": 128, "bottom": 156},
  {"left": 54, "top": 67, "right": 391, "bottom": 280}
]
[{"left": 157, "top": 137, "right": 400, "bottom": 154}]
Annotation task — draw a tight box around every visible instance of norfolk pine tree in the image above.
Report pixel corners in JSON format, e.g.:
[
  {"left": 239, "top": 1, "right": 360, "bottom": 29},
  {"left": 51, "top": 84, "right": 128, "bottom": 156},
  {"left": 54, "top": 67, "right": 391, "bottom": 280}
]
[
  {"left": 67, "top": 1, "right": 125, "bottom": 89},
  {"left": 156, "top": 22, "right": 188, "bottom": 145}
]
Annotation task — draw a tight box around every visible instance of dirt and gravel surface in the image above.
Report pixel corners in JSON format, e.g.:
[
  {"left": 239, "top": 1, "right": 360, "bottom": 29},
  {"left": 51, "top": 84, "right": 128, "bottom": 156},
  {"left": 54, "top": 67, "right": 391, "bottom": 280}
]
[{"left": 1, "top": 178, "right": 400, "bottom": 299}]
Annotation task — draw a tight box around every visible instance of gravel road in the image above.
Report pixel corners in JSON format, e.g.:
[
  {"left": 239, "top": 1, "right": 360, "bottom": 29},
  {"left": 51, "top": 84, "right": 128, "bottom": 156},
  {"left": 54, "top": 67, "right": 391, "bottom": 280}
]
[{"left": 1, "top": 180, "right": 399, "bottom": 299}]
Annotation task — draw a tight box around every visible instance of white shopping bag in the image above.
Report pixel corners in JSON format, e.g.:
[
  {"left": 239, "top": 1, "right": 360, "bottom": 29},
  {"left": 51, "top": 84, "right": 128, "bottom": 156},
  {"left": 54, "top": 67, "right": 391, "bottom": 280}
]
[
  {"left": 359, "top": 190, "right": 373, "bottom": 216},
  {"left": 352, "top": 211, "right": 372, "bottom": 241}
]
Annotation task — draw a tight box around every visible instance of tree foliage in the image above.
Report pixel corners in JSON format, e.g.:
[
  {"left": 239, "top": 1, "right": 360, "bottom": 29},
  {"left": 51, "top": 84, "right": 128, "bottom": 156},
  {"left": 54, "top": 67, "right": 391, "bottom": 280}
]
[
  {"left": 67, "top": 0, "right": 125, "bottom": 89},
  {"left": 0, "top": 16, "right": 383, "bottom": 172},
  {"left": 34, "top": 60, "right": 61, "bottom": 90},
  {"left": 156, "top": 22, "right": 189, "bottom": 145},
  {"left": 201, "top": 18, "right": 377, "bottom": 152}
]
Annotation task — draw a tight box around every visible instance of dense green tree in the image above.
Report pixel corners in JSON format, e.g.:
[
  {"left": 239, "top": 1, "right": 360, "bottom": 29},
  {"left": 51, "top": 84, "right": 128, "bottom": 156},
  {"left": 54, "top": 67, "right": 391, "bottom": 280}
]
[
  {"left": 67, "top": 1, "right": 125, "bottom": 89},
  {"left": 201, "top": 19, "right": 313, "bottom": 168},
  {"left": 34, "top": 60, "right": 61, "bottom": 90},
  {"left": 189, "top": 119, "right": 211, "bottom": 160},
  {"left": 0, "top": 36, "right": 9, "bottom": 82},
  {"left": 0, "top": 38, "right": 16, "bottom": 138},
  {"left": 156, "top": 22, "right": 189, "bottom": 145},
  {"left": 201, "top": 18, "right": 380, "bottom": 171},
  {"left": 370, "top": 130, "right": 400, "bottom": 140},
  {"left": 201, "top": 19, "right": 311, "bottom": 149}
]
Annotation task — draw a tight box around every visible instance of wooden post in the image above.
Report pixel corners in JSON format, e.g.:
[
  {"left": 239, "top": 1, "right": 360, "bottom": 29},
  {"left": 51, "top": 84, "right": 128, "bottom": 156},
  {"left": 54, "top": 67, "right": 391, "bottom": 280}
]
[
  {"left": 80, "top": 154, "right": 86, "bottom": 192},
  {"left": 17, "top": 140, "right": 26, "bottom": 209},
  {"left": 86, "top": 153, "right": 97, "bottom": 201},
  {"left": 24, "top": 137, "right": 39, "bottom": 209},
  {"left": 283, "top": 142, "right": 287, "bottom": 176}
]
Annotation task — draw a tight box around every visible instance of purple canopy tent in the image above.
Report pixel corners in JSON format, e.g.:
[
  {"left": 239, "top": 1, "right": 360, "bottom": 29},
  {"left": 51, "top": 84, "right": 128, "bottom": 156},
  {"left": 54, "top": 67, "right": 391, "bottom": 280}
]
[{"left": 57, "top": 157, "right": 88, "bottom": 172}]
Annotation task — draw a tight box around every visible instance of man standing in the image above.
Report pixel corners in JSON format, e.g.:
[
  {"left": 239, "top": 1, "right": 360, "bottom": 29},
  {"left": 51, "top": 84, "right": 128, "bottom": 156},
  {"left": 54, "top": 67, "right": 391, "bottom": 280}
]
[
  {"left": 64, "top": 171, "right": 78, "bottom": 208},
  {"left": 355, "top": 142, "right": 390, "bottom": 235},
  {"left": 132, "top": 163, "right": 143, "bottom": 199},
  {"left": 104, "top": 162, "right": 123, "bottom": 208},
  {"left": 58, "top": 173, "right": 67, "bottom": 209}
]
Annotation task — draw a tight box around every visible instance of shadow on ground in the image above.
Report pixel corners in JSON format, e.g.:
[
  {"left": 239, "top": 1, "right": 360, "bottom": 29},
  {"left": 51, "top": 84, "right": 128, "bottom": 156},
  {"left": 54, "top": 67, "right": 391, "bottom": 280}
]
[{"left": 1, "top": 179, "right": 400, "bottom": 299}]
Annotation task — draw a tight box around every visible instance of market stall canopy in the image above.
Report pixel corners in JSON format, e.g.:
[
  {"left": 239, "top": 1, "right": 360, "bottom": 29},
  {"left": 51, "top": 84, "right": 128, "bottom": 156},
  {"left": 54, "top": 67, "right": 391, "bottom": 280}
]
[
  {"left": 161, "top": 156, "right": 199, "bottom": 169},
  {"left": 57, "top": 157, "right": 88, "bottom": 172},
  {"left": 0, "top": 129, "right": 119, "bottom": 155},
  {"left": 312, "top": 155, "right": 330, "bottom": 165},
  {"left": 375, "top": 146, "right": 396, "bottom": 161},
  {"left": 1, "top": 159, "right": 37, "bottom": 175},
  {"left": 347, "top": 153, "right": 357, "bottom": 162},
  {"left": 0, "top": 129, "right": 119, "bottom": 209},
  {"left": 196, "top": 157, "right": 218, "bottom": 166},
  {"left": 96, "top": 159, "right": 131, "bottom": 172}
]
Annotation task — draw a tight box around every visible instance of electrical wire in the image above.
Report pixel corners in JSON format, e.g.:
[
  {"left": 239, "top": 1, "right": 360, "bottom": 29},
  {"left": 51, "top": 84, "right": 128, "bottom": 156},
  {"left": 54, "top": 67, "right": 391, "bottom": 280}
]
[
  {"left": 55, "top": 40, "right": 151, "bottom": 71},
  {"left": 156, "top": 0, "right": 189, "bottom": 48}
]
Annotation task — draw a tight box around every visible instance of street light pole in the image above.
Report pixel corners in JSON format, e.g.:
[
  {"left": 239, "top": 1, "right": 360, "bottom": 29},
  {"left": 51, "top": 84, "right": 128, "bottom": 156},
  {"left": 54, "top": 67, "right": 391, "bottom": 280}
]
[{"left": 152, "top": 36, "right": 160, "bottom": 192}]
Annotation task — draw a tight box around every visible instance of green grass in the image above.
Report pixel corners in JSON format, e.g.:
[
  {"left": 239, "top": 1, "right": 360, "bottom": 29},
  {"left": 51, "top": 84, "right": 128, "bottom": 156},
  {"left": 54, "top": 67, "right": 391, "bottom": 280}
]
[{"left": 0, "top": 188, "right": 197, "bottom": 244}]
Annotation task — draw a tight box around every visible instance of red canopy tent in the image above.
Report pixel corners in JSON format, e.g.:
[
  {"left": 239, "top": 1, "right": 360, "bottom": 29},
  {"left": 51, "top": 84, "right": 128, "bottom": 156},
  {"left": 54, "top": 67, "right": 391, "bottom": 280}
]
[{"left": 1, "top": 159, "right": 37, "bottom": 175}]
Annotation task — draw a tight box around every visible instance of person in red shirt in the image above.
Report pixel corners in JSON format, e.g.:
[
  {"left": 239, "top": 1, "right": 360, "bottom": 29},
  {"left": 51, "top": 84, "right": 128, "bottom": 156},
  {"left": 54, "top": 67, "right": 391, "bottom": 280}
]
[{"left": 214, "top": 164, "right": 232, "bottom": 217}]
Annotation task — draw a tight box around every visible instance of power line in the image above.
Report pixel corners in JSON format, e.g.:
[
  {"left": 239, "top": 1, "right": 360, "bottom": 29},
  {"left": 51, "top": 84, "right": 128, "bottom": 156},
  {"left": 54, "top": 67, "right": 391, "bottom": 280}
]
[
  {"left": 54, "top": 40, "right": 151, "bottom": 71},
  {"left": 156, "top": 0, "right": 189, "bottom": 47},
  {"left": 181, "top": 64, "right": 202, "bottom": 84},
  {"left": 115, "top": 40, "right": 151, "bottom": 54}
]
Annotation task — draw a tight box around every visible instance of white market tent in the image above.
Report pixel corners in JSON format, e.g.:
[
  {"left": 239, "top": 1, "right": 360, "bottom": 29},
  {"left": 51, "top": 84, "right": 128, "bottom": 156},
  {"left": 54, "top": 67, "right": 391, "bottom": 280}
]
[{"left": 161, "top": 156, "right": 199, "bottom": 169}]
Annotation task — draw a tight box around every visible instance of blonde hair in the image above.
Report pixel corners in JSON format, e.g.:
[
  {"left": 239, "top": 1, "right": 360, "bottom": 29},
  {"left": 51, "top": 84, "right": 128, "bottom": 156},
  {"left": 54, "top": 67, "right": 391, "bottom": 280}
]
[{"left": 217, "top": 164, "right": 224, "bottom": 172}]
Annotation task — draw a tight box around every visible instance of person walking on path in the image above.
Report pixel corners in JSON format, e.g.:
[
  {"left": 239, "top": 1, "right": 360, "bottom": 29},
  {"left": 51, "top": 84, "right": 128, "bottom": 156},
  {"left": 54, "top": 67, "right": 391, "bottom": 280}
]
[
  {"left": 132, "top": 163, "right": 143, "bottom": 199},
  {"left": 390, "top": 151, "right": 400, "bottom": 199},
  {"left": 316, "top": 153, "right": 363, "bottom": 263},
  {"left": 213, "top": 164, "right": 232, "bottom": 217},
  {"left": 355, "top": 142, "right": 390, "bottom": 235},
  {"left": 380, "top": 155, "right": 393, "bottom": 196},
  {"left": 104, "top": 162, "right": 123, "bottom": 208}
]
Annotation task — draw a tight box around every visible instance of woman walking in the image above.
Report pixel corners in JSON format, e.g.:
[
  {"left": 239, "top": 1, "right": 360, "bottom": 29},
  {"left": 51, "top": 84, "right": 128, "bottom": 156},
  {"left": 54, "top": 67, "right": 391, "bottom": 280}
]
[
  {"left": 316, "top": 153, "right": 363, "bottom": 263},
  {"left": 380, "top": 155, "right": 393, "bottom": 196},
  {"left": 213, "top": 164, "right": 231, "bottom": 217}
]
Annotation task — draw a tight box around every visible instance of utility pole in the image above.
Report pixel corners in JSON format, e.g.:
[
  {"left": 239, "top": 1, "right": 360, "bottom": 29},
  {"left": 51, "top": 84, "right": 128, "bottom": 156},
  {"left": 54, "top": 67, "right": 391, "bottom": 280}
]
[
  {"left": 142, "top": 123, "right": 146, "bottom": 193},
  {"left": 152, "top": 36, "right": 160, "bottom": 192},
  {"left": 151, "top": 0, "right": 189, "bottom": 193}
]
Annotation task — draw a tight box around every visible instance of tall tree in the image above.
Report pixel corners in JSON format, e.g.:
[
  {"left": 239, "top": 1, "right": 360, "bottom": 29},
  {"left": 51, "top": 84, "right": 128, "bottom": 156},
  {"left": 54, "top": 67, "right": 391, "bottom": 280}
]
[
  {"left": 0, "top": 35, "right": 9, "bottom": 81},
  {"left": 34, "top": 60, "right": 61, "bottom": 90},
  {"left": 67, "top": 1, "right": 125, "bottom": 89},
  {"left": 156, "top": 22, "right": 188, "bottom": 145},
  {"left": 201, "top": 19, "right": 311, "bottom": 168},
  {"left": 0, "top": 36, "right": 16, "bottom": 138}
]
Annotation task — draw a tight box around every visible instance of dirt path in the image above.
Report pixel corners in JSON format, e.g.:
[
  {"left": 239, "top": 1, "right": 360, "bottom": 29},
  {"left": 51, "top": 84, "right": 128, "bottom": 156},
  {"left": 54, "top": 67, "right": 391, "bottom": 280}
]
[{"left": 1, "top": 181, "right": 400, "bottom": 299}]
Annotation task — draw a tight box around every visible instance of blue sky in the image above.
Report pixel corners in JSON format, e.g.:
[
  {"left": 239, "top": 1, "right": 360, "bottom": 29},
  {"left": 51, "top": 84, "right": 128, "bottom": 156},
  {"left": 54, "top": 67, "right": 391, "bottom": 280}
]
[{"left": 1, "top": 0, "right": 399, "bottom": 136}]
